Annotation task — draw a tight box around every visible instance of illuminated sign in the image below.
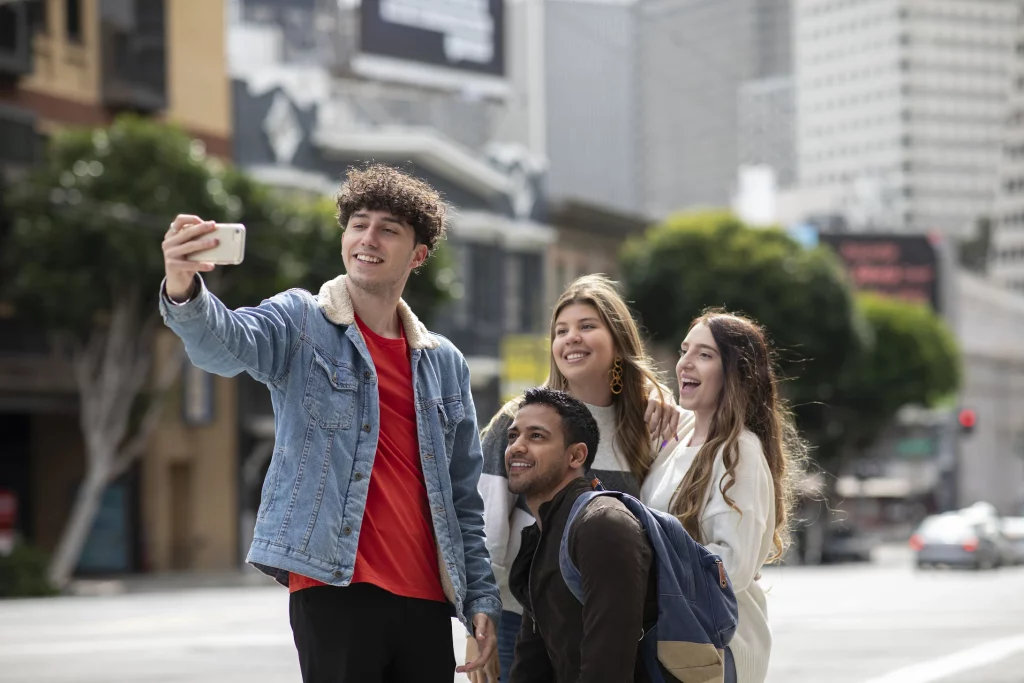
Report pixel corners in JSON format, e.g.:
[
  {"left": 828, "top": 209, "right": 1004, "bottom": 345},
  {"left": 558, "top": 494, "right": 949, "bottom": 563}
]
[{"left": 820, "top": 234, "right": 940, "bottom": 312}]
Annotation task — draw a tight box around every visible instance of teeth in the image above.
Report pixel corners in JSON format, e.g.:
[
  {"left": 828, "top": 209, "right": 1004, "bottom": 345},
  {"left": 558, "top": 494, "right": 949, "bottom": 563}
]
[
  {"left": 356, "top": 254, "right": 382, "bottom": 263},
  {"left": 565, "top": 352, "right": 588, "bottom": 361},
  {"left": 510, "top": 462, "right": 533, "bottom": 469}
]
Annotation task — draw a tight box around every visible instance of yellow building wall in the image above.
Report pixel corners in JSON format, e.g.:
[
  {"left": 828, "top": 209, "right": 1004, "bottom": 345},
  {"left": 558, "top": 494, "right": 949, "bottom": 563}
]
[
  {"left": 143, "top": 330, "right": 239, "bottom": 572},
  {"left": 164, "top": 0, "right": 232, "bottom": 143}
]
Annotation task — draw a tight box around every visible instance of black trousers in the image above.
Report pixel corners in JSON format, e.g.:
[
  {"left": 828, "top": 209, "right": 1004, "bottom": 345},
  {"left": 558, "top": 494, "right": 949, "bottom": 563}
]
[{"left": 289, "top": 583, "right": 456, "bottom": 683}]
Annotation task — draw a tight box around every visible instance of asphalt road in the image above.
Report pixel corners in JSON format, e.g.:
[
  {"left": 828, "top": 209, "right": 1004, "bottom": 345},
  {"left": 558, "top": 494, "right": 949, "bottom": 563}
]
[{"left": 1, "top": 548, "right": 1022, "bottom": 683}]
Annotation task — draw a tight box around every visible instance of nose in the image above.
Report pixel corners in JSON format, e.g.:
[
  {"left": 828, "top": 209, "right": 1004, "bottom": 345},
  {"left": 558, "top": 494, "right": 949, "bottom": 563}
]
[
  {"left": 507, "top": 435, "right": 527, "bottom": 457},
  {"left": 567, "top": 327, "right": 582, "bottom": 344}
]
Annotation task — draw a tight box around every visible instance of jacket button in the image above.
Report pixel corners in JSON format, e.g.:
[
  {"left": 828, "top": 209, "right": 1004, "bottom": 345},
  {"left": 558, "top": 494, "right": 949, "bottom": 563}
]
[
  {"left": 363, "top": 423, "right": 371, "bottom": 433},
  {"left": 353, "top": 472, "right": 363, "bottom": 481},
  {"left": 333, "top": 570, "right": 343, "bottom": 579},
  {"left": 343, "top": 526, "right": 352, "bottom": 536},
  {"left": 364, "top": 370, "right": 371, "bottom": 379}
]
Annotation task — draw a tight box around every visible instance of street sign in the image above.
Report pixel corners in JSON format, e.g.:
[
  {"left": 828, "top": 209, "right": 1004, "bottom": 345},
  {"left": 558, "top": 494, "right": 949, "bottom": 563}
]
[{"left": 500, "top": 334, "right": 549, "bottom": 402}]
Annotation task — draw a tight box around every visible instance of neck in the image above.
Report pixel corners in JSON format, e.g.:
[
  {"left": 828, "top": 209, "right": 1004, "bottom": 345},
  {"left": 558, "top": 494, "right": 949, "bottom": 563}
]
[
  {"left": 525, "top": 473, "right": 583, "bottom": 529},
  {"left": 346, "top": 279, "right": 403, "bottom": 338},
  {"left": 690, "top": 410, "right": 712, "bottom": 447},
  {"left": 566, "top": 377, "right": 614, "bottom": 408}
]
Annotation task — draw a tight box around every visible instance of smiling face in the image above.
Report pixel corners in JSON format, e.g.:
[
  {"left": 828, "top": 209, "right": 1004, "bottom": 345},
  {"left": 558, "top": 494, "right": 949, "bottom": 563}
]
[
  {"left": 675, "top": 322, "right": 725, "bottom": 414},
  {"left": 505, "top": 403, "right": 585, "bottom": 498},
  {"left": 551, "top": 303, "right": 617, "bottom": 387},
  {"left": 341, "top": 209, "right": 428, "bottom": 297}
]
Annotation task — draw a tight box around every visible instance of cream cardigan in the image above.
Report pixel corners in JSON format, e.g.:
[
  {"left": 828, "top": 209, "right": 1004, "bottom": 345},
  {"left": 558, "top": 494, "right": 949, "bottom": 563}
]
[{"left": 641, "top": 427, "right": 776, "bottom": 683}]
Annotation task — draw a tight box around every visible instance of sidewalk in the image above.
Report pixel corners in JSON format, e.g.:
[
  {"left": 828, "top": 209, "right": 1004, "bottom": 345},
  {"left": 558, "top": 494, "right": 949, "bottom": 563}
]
[{"left": 69, "top": 566, "right": 273, "bottom": 597}]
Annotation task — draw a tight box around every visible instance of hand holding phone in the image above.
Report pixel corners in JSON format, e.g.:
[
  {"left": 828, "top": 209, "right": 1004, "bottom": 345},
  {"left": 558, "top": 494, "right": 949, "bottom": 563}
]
[{"left": 162, "top": 217, "right": 246, "bottom": 302}]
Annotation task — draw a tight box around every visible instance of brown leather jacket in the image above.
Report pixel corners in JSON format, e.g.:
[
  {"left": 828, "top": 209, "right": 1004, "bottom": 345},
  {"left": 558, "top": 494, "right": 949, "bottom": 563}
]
[{"left": 508, "top": 477, "right": 662, "bottom": 683}]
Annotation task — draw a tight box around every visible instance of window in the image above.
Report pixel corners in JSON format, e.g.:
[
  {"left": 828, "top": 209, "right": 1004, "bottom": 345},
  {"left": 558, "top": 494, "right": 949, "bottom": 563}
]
[
  {"left": 28, "top": 0, "right": 47, "bottom": 33},
  {"left": 65, "top": 0, "right": 81, "bottom": 43}
]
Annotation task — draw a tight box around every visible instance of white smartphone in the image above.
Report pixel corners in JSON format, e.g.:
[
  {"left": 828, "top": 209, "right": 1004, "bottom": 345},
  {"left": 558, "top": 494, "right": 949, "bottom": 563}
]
[{"left": 186, "top": 223, "right": 246, "bottom": 265}]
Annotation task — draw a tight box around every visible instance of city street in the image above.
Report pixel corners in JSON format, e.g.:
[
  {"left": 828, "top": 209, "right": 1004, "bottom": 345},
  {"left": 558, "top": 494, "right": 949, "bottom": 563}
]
[{"left": 1, "top": 548, "right": 1023, "bottom": 683}]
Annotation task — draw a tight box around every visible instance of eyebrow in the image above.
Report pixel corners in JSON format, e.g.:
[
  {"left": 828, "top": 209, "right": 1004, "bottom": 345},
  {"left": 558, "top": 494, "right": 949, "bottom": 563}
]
[
  {"left": 509, "top": 424, "right": 552, "bottom": 435},
  {"left": 556, "top": 317, "right": 600, "bottom": 326},
  {"left": 351, "top": 211, "right": 406, "bottom": 226},
  {"left": 681, "top": 342, "right": 718, "bottom": 353}
]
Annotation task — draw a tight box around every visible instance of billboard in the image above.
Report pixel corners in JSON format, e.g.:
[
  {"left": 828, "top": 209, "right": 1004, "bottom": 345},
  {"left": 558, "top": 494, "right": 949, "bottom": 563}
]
[
  {"left": 820, "top": 233, "right": 941, "bottom": 312},
  {"left": 360, "top": 0, "right": 505, "bottom": 77}
]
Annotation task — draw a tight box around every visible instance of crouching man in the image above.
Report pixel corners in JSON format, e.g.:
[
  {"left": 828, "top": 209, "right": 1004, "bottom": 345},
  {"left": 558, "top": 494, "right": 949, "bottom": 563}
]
[{"left": 504, "top": 387, "right": 660, "bottom": 683}]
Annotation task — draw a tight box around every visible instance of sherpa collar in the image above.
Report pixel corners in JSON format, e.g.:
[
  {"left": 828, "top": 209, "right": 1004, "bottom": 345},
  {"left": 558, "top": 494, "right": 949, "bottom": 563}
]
[{"left": 316, "top": 274, "right": 440, "bottom": 350}]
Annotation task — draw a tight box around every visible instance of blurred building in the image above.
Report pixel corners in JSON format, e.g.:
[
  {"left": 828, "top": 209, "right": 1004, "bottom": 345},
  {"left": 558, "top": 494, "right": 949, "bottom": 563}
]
[
  {"left": 794, "top": 0, "right": 1018, "bottom": 238},
  {"left": 992, "top": 4, "right": 1024, "bottom": 294},
  {"left": 543, "top": 0, "right": 796, "bottom": 218},
  {"left": 0, "top": 0, "right": 238, "bottom": 576}
]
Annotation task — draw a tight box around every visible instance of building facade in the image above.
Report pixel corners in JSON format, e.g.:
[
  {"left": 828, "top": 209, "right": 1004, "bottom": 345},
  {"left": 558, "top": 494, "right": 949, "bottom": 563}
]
[
  {"left": 992, "top": 3, "right": 1024, "bottom": 294},
  {"left": 0, "top": 0, "right": 239, "bottom": 575},
  {"left": 795, "top": 0, "right": 1017, "bottom": 237}
]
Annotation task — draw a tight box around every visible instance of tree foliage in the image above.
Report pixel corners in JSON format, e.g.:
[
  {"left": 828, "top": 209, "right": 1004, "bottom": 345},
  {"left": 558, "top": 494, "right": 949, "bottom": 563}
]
[{"left": 823, "top": 293, "right": 961, "bottom": 455}]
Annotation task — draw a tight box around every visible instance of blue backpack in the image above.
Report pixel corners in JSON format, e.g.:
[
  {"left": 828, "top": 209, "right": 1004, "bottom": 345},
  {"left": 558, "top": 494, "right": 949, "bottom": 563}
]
[{"left": 559, "top": 482, "right": 738, "bottom": 683}]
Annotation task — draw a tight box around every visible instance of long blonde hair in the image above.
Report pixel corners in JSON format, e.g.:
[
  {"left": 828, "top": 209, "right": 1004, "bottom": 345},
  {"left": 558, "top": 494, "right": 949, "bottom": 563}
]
[
  {"left": 668, "top": 310, "right": 806, "bottom": 562},
  {"left": 546, "top": 275, "right": 667, "bottom": 484}
]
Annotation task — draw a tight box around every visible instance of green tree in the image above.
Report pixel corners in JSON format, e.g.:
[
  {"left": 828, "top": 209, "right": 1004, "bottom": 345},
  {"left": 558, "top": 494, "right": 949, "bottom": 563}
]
[
  {"left": 822, "top": 293, "right": 961, "bottom": 457},
  {"left": 1, "top": 116, "right": 452, "bottom": 587},
  {"left": 620, "top": 211, "right": 868, "bottom": 466}
]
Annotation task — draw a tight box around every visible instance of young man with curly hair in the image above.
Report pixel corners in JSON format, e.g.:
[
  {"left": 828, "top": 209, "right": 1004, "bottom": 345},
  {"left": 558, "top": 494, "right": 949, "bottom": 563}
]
[{"left": 159, "top": 164, "right": 500, "bottom": 683}]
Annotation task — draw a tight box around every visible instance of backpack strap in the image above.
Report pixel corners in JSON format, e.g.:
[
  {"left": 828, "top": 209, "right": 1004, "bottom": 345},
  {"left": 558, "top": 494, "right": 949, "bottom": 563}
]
[{"left": 559, "top": 490, "right": 608, "bottom": 603}]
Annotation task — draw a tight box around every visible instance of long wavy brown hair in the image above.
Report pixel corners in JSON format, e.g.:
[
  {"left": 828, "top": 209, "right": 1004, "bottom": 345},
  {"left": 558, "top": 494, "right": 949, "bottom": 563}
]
[
  {"left": 482, "top": 275, "right": 667, "bottom": 484},
  {"left": 668, "top": 309, "right": 806, "bottom": 562},
  {"left": 545, "top": 275, "right": 668, "bottom": 484}
]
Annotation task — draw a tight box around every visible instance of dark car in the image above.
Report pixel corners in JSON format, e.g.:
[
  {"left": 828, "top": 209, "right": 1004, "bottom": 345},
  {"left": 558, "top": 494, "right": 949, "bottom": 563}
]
[{"left": 910, "top": 513, "right": 1003, "bottom": 570}]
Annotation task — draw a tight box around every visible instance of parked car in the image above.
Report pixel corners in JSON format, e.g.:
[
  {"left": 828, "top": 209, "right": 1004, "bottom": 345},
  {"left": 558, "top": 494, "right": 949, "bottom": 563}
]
[
  {"left": 1001, "top": 517, "right": 1024, "bottom": 565},
  {"left": 910, "top": 512, "right": 1003, "bottom": 570}
]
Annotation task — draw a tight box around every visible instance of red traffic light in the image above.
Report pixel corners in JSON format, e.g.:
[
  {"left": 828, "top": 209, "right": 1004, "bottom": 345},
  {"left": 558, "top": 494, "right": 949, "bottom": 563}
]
[{"left": 958, "top": 409, "right": 976, "bottom": 430}]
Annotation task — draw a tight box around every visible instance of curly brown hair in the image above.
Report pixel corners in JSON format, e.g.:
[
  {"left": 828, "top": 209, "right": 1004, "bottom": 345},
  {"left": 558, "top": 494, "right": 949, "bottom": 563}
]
[{"left": 335, "top": 164, "right": 448, "bottom": 252}]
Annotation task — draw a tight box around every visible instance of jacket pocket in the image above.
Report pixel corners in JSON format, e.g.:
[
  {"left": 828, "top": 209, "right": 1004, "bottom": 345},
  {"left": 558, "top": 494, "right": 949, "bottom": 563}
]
[
  {"left": 302, "top": 349, "right": 357, "bottom": 429},
  {"left": 436, "top": 396, "right": 465, "bottom": 459}
]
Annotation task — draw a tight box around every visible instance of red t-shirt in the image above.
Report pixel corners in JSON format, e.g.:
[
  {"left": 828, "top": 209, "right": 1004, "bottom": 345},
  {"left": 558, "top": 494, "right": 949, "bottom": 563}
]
[{"left": 289, "top": 315, "right": 446, "bottom": 602}]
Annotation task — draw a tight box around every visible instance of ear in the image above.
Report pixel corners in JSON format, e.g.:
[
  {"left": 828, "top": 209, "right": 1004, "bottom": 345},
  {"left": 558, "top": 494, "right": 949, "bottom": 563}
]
[
  {"left": 567, "top": 442, "right": 589, "bottom": 471},
  {"left": 410, "top": 243, "right": 429, "bottom": 270}
]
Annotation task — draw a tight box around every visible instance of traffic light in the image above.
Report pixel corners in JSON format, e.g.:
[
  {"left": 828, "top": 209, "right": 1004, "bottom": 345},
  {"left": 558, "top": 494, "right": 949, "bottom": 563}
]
[{"left": 958, "top": 408, "right": 976, "bottom": 434}]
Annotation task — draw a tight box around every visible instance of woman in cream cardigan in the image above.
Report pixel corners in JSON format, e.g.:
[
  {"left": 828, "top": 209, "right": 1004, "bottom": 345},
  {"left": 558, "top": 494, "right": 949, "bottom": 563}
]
[{"left": 642, "top": 310, "right": 806, "bottom": 683}]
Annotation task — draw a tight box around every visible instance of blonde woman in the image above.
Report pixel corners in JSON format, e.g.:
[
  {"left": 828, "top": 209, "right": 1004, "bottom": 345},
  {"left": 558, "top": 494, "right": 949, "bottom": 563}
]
[
  {"left": 467, "top": 274, "right": 690, "bottom": 682},
  {"left": 642, "top": 310, "right": 806, "bottom": 683}
]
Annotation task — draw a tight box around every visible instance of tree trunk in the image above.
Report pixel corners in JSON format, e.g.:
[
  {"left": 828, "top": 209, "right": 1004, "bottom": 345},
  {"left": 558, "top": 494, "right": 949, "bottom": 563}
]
[
  {"left": 46, "top": 293, "right": 185, "bottom": 589},
  {"left": 46, "top": 466, "right": 111, "bottom": 587}
]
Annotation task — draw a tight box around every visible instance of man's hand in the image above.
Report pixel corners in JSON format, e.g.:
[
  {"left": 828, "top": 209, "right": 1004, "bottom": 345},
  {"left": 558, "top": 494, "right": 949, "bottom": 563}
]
[
  {"left": 456, "top": 613, "right": 497, "bottom": 681},
  {"left": 644, "top": 385, "right": 682, "bottom": 445},
  {"left": 464, "top": 634, "right": 499, "bottom": 683},
  {"left": 162, "top": 215, "right": 219, "bottom": 301}
]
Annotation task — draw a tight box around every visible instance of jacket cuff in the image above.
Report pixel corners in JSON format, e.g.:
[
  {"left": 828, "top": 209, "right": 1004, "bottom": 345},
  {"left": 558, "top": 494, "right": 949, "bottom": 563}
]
[
  {"left": 159, "top": 275, "right": 209, "bottom": 323},
  {"left": 464, "top": 596, "right": 503, "bottom": 632}
]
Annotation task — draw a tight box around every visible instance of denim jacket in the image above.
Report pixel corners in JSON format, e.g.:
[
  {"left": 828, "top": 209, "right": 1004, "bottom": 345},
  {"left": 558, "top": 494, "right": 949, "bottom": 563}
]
[{"left": 159, "top": 274, "right": 501, "bottom": 628}]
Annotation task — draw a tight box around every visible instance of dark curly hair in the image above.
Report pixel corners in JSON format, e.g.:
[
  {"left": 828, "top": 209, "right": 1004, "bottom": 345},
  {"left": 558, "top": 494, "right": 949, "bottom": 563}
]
[
  {"left": 520, "top": 387, "right": 601, "bottom": 471},
  {"left": 335, "top": 164, "right": 448, "bottom": 252}
]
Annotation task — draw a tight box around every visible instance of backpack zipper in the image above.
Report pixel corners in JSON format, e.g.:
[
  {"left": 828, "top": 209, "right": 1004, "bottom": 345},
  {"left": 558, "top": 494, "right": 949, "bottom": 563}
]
[{"left": 716, "top": 559, "right": 727, "bottom": 589}]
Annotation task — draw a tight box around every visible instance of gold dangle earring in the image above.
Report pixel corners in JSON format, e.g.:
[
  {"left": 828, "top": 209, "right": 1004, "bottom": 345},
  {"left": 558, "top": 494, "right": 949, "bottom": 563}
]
[{"left": 609, "top": 356, "right": 624, "bottom": 395}]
